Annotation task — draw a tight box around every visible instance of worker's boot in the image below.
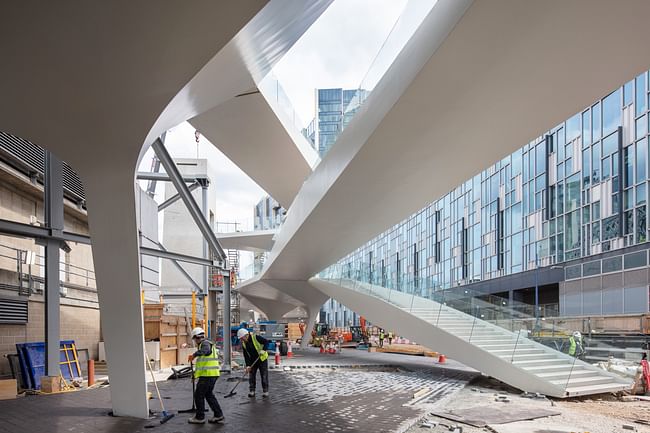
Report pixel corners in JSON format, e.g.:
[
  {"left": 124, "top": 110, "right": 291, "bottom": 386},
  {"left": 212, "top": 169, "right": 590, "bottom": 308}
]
[
  {"left": 248, "top": 391, "right": 255, "bottom": 397},
  {"left": 262, "top": 391, "right": 269, "bottom": 398},
  {"left": 208, "top": 416, "right": 225, "bottom": 424},
  {"left": 188, "top": 416, "right": 206, "bottom": 424}
]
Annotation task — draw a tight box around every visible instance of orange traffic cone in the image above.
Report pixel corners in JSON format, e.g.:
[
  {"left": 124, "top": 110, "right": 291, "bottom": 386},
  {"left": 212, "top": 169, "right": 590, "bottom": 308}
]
[{"left": 287, "top": 340, "right": 293, "bottom": 358}]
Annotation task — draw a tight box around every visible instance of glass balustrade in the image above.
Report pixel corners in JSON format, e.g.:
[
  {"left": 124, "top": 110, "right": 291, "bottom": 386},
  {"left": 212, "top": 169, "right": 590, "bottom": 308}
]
[{"left": 317, "top": 263, "right": 633, "bottom": 395}]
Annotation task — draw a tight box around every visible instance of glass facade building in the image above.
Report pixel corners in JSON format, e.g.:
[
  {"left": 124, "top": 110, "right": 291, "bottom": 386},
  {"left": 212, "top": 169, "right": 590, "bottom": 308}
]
[
  {"left": 305, "top": 88, "right": 368, "bottom": 157},
  {"left": 326, "top": 70, "right": 650, "bottom": 326}
]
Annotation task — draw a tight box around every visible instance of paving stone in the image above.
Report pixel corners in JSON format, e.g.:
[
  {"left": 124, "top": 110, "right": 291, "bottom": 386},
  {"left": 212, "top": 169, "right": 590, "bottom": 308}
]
[{"left": 0, "top": 348, "right": 477, "bottom": 433}]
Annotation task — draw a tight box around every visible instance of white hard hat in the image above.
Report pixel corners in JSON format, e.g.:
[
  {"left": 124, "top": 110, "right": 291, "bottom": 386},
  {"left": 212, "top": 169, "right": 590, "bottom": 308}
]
[
  {"left": 572, "top": 331, "right": 581, "bottom": 338},
  {"left": 237, "top": 328, "right": 249, "bottom": 339},
  {"left": 191, "top": 327, "right": 205, "bottom": 338}
]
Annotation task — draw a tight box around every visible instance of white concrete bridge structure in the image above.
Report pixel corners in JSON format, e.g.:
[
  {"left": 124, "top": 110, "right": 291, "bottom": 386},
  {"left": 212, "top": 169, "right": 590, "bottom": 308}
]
[{"left": 2, "top": 0, "right": 650, "bottom": 417}]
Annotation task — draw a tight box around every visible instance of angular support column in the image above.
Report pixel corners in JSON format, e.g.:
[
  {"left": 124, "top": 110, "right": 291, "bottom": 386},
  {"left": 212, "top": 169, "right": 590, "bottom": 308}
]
[
  {"left": 83, "top": 172, "right": 148, "bottom": 418},
  {"left": 301, "top": 303, "right": 322, "bottom": 349},
  {"left": 44, "top": 151, "right": 63, "bottom": 377}
]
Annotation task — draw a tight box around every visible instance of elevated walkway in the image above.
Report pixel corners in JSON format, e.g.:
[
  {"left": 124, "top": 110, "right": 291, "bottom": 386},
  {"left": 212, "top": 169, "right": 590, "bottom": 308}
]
[{"left": 310, "top": 276, "right": 632, "bottom": 398}]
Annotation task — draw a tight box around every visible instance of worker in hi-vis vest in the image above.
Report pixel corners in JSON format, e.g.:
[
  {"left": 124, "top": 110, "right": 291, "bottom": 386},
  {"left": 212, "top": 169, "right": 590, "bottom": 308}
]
[
  {"left": 568, "top": 331, "right": 584, "bottom": 358},
  {"left": 187, "top": 327, "right": 224, "bottom": 424},
  {"left": 237, "top": 328, "right": 270, "bottom": 398}
]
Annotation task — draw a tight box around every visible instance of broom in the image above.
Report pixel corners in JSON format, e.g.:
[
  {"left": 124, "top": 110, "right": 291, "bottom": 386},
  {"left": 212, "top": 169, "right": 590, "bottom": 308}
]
[{"left": 145, "top": 351, "right": 175, "bottom": 424}]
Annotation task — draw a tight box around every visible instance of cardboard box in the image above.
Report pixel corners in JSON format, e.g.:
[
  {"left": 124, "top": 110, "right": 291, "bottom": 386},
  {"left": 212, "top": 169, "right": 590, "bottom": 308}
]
[
  {"left": 40, "top": 376, "right": 61, "bottom": 393},
  {"left": 0, "top": 379, "right": 17, "bottom": 400}
]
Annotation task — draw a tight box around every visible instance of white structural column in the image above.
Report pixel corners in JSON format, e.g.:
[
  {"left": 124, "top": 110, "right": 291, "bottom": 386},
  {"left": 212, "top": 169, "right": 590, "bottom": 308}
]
[{"left": 83, "top": 173, "right": 149, "bottom": 417}]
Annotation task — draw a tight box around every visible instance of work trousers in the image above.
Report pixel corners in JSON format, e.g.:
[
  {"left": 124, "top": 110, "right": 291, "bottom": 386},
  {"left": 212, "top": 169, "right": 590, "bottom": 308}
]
[
  {"left": 248, "top": 360, "right": 269, "bottom": 392},
  {"left": 194, "top": 376, "right": 223, "bottom": 420}
]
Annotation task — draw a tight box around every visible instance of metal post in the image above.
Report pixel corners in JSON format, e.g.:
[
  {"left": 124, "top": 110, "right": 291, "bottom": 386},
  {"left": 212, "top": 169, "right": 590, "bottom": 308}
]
[
  {"left": 44, "top": 151, "right": 63, "bottom": 377},
  {"left": 222, "top": 275, "right": 231, "bottom": 372},
  {"left": 201, "top": 184, "right": 209, "bottom": 295}
]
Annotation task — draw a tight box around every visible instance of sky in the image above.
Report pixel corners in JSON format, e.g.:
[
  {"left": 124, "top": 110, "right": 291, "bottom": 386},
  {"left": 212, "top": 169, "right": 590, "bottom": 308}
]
[
  {"left": 273, "top": 0, "right": 407, "bottom": 127},
  {"left": 138, "top": 0, "right": 410, "bottom": 273}
]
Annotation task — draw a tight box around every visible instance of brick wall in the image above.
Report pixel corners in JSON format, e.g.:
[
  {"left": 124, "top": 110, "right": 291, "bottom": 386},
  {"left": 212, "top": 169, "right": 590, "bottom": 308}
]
[{"left": 0, "top": 298, "right": 100, "bottom": 378}]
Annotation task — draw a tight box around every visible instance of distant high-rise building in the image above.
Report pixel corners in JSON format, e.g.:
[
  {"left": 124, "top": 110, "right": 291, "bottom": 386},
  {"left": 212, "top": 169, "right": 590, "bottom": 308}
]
[{"left": 305, "top": 88, "right": 368, "bottom": 157}]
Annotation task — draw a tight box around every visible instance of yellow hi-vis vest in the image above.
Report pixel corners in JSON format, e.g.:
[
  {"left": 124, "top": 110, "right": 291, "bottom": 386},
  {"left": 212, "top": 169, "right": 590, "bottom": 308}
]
[
  {"left": 243, "top": 333, "right": 269, "bottom": 362},
  {"left": 194, "top": 341, "right": 220, "bottom": 378}
]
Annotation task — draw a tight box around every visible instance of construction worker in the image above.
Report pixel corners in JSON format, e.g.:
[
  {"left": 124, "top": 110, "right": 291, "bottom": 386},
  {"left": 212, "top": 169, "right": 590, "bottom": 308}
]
[
  {"left": 237, "top": 328, "right": 270, "bottom": 398},
  {"left": 379, "top": 329, "right": 385, "bottom": 348},
  {"left": 568, "top": 331, "right": 584, "bottom": 358},
  {"left": 187, "top": 327, "right": 224, "bottom": 424},
  {"left": 388, "top": 331, "right": 394, "bottom": 345}
]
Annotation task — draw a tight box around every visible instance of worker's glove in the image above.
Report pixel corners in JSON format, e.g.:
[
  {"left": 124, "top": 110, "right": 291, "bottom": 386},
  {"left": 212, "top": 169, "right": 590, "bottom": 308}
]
[
  {"left": 187, "top": 354, "right": 194, "bottom": 363},
  {"left": 245, "top": 366, "right": 251, "bottom": 373}
]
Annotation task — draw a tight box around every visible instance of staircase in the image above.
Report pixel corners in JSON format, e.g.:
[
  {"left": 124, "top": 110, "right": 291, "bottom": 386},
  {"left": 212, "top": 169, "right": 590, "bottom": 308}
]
[{"left": 311, "top": 277, "right": 632, "bottom": 398}]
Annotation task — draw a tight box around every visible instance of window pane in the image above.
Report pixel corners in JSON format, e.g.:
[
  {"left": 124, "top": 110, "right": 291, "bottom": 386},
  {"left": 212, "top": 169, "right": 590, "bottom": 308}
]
[
  {"left": 603, "top": 89, "right": 621, "bottom": 136},
  {"left": 566, "top": 113, "right": 580, "bottom": 142},
  {"left": 603, "top": 215, "right": 620, "bottom": 240},
  {"left": 637, "top": 138, "right": 647, "bottom": 183},
  {"left": 565, "top": 264, "right": 581, "bottom": 279},
  {"left": 636, "top": 183, "right": 646, "bottom": 206},
  {"left": 636, "top": 205, "right": 647, "bottom": 242},
  {"left": 565, "top": 210, "right": 580, "bottom": 250},
  {"left": 592, "top": 103, "right": 601, "bottom": 141},
  {"left": 583, "top": 260, "right": 601, "bottom": 277},
  {"left": 624, "top": 250, "right": 647, "bottom": 269},
  {"left": 602, "top": 256, "right": 622, "bottom": 273},
  {"left": 592, "top": 221, "right": 600, "bottom": 243},
  {"left": 624, "top": 209, "right": 633, "bottom": 234},
  {"left": 536, "top": 143, "right": 545, "bottom": 175},
  {"left": 603, "top": 132, "right": 618, "bottom": 155},
  {"left": 592, "top": 201, "right": 601, "bottom": 220},
  {"left": 602, "top": 155, "right": 611, "bottom": 180},
  {"left": 565, "top": 173, "right": 581, "bottom": 212},
  {"left": 636, "top": 73, "right": 647, "bottom": 117},
  {"left": 624, "top": 80, "right": 634, "bottom": 106},
  {"left": 636, "top": 114, "right": 647, "bottom": 140},
  {"left": 582, "top": 110, "right": 591, "bottom": 146},
  {"left": 593, "top": 143, "right": 601, "bottom": 182},
  {"left": 624, "top": 145, "right": 634, "bottom": 188},
  {"left": 583, "top": 148, "right": 590, "bottom": 187}
]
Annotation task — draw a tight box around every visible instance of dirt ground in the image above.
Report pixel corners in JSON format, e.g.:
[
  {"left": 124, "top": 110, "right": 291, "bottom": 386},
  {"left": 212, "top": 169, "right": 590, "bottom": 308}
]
[{"left": 407, "top": 377, "right": 650, "bottom": 433}]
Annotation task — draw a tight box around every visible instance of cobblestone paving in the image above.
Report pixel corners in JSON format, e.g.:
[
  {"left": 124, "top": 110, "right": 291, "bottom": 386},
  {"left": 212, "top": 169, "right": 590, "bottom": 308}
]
[{"left": 0, "top": 349, "right": 477, "bottom": 433}]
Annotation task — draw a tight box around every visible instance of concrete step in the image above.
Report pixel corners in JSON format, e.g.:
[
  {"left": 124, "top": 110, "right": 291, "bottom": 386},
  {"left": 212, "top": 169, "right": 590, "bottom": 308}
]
[
  {"left": 550, "top": 375, "right": 614, "bottom": 386},
  {"left": 564, "top": 382, "right": 630, "bottom": 396},
  {"left": 535, "top": 369, "right": 595, "bottom": 379}
]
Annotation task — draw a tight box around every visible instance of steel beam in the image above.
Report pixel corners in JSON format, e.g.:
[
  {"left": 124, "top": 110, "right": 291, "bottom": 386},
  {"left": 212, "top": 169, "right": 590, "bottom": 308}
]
[
  {"left": 0, "top": 219, "right": 90, "bottom": 245},
  {"left": 136, "top": 172, "right": 208, "bottom": 183},
  {"left": 157, "top": 182, "right": 200, "bottom": 212},
  {"left": 44, "top": 150, "right": 63, "bottom": 377},
  {"left": 151, "top": 138, "right": 226, "bottom": 263},
  {"left": 139, "top": 246, "right": 214, "bottom": 267},
  {"left": 151, "top": 242, "right": 201, "bottom": 292}
]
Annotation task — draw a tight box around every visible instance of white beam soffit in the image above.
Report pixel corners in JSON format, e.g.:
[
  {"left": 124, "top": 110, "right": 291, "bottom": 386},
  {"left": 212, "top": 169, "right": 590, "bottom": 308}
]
[
  {"left": 190, "top": 91, "right": 311, "bottom": 208},
  {"left": 0, "top": 0, "right": 333, "bottom": 418},
  {"left": 216, "top": 229, "right": 276, "bottom": 252},
  {"left": 256, "top": 0, "right": 650, "bottom": 283}
]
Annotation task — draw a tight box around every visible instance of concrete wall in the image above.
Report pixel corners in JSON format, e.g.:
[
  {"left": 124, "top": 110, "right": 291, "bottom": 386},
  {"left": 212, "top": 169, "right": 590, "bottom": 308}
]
[
  {"left": 136, "top": 187, "right": 159, "bottom": 288},
  {"left": 0, "top": 174, "right": 101, "bottom": 378},
  {"left": 160, "top": 158, "right": 216, "bottom": 292}
]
